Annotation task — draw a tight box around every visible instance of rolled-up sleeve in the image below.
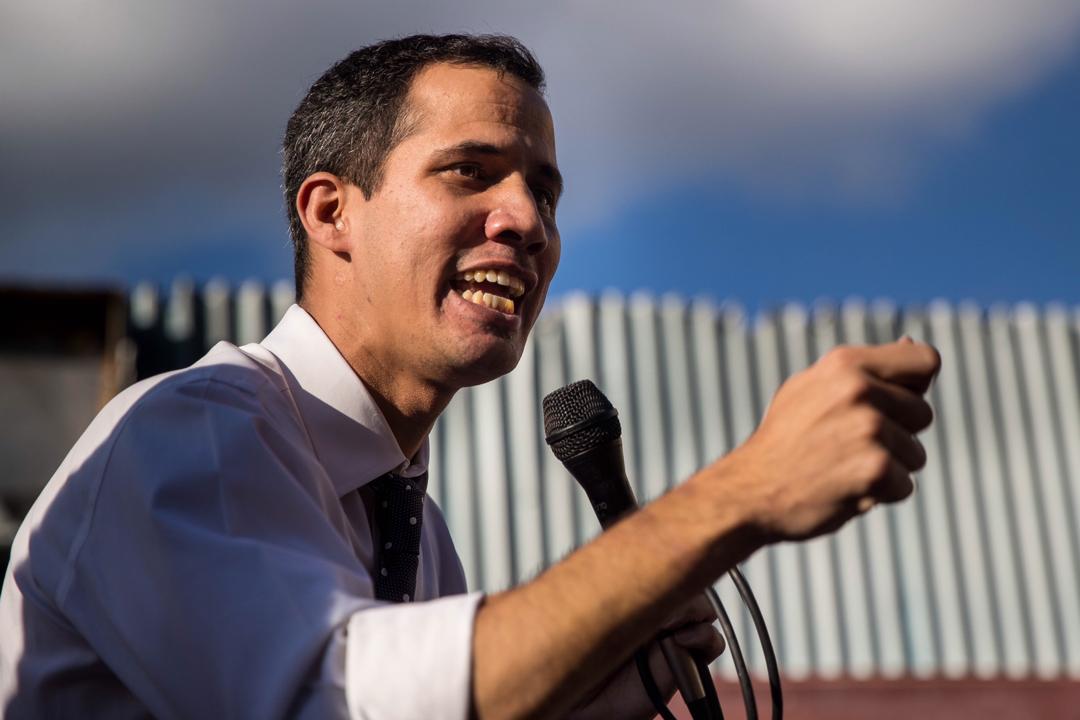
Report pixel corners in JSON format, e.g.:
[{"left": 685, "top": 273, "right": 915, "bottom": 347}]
[
  {"left": 344, "top": 593, "right": 482, "bottom": 719},
  {"left": 48, "top": 372, "right": 480, "bottom": 720}
]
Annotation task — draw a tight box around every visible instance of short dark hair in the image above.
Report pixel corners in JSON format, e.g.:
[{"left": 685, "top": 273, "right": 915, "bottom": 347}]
[{"left": 282, "top": 34, "right": 546, "bottom": 299}]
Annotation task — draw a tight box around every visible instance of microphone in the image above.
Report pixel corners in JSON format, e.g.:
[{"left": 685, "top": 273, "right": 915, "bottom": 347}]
[{"left": 542, "top": 380, "right": 709, "bottom": 711}]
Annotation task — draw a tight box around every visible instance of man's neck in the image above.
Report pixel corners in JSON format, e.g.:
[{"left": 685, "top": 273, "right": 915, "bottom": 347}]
[
  {"left": 354, "top": 370, "right": 452, "bottom": 461},
  {"left": 300, "top": 299, "right": 453, "bottom": 460}
]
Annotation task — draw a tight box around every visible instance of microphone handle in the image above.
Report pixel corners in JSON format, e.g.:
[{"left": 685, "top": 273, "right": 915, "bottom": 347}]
[
  {"left": 561, "top": 441, "right": 638, "bottom": 528},
  {"left": 563, "top": 446, "right": 710, "bottom": 705}
]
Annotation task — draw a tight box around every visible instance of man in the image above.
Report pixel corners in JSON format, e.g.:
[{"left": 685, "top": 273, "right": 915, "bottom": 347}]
[{"left": 0, "top": 34, "right": 940, "bottom": 719}]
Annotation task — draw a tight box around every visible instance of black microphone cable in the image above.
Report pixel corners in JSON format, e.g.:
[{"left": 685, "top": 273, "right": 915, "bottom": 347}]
[
  {"left": 633, "top": 578, "right": 760, "bottom": 720},
  {"left": 635, "top": 570, "right": 782, "bottom": 720},
  {"left": 729, "top": 566, "right": 783, "bottom": 719},
  {"left": 707, "top": 583, "right": 755, "bottom": 719}
]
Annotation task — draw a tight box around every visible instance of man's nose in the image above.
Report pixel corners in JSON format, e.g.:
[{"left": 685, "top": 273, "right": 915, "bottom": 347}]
[{"left": 483, "top": 181, "right": 549, "bottom": 255}]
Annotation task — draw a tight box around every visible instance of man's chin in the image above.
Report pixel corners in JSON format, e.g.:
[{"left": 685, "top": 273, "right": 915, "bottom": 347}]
[{"left": 446, "top": 342, "right": 524, "bottom": 388}]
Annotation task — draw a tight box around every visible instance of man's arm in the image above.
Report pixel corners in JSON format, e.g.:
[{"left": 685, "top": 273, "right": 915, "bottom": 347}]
[{"left": 472, "top": 338, "right": 940, "bottom": 719}]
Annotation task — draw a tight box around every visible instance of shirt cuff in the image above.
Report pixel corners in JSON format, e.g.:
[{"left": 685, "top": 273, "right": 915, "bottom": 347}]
[{"left": 344, "top": 591, "right": 484, "bottom": 720}]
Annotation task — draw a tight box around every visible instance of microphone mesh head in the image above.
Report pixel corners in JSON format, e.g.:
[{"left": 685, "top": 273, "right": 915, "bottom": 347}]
[{"left": 543, "top": 380, "right": 622, "bottom": 462}]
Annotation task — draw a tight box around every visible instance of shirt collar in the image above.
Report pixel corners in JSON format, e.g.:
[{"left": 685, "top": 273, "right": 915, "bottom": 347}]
[{"left": 259, "top": 305, "right": 429, "bottom": 497}]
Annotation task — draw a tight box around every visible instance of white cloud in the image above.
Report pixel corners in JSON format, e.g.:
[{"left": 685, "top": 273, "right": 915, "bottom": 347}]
[
  {"left": 540, "top": 0, "right": 1080, "bottom": 212},
  {"left": 1, "top": 0, "right": 1078, "bottom": 275}
]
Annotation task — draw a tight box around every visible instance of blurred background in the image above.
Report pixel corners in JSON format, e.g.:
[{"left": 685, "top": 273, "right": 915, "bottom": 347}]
[{"left": 2, "top": 2, "right": 1078, "bottom": 718}]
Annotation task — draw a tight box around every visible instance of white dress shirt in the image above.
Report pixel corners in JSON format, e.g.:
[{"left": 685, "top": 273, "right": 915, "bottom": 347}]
[{"left": 0, "top": 305, "right": 483, "bottom": 719}]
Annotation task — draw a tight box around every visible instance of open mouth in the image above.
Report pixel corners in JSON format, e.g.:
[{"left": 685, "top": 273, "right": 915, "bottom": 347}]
[{"left": 451, "top": 268, "right": 527, "bottom": 315}]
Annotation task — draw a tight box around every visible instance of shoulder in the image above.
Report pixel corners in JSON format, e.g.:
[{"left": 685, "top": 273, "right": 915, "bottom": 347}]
[
  {"left": 118, "top": 342, "right": 284, "bottom": 415},
  {"left": 51, "top": 340, "right": 318, "bottom": 527},
  {"left": 33, "top": 341, "right": 299, "bottom": 490},
  {"left": 100, "top": 342, "right": 302, "bottom": 446},
  {"left": 10, "top": 342, "right": 317, "bottom": 606},
  {"left": 101, "top": 342, "right": 318, "bottom": 483}
]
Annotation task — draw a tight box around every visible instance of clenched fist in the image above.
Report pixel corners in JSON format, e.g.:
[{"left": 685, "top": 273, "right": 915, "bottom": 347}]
[{"left": 719, "top": 337, "right": 941, "bottom": 544}]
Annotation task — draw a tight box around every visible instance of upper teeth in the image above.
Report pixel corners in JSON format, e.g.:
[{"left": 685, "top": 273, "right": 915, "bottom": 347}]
[{"left": 461, "top": 269, "right": 526, "bottom": 298}]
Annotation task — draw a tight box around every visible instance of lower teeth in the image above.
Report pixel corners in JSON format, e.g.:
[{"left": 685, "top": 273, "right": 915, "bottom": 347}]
[{"left": 461, "top": 289, "right": 514, "bottom": 314}]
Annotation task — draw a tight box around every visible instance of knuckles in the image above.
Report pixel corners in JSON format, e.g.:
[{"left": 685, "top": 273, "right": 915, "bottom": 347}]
[
  {"left": 837, "top": 370, "right": 872, "bottom": 405},
  {"left": 822, "top": 344, "right": 859, "bottom": 373}
]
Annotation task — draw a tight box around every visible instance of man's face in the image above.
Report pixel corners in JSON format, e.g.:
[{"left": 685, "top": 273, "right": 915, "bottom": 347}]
[{"left": 341, "top": 63, "right": 561, "bottom": 389}]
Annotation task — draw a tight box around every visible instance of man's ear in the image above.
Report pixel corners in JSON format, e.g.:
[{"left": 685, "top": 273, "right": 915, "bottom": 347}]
[{"left": 296, "top": 172, "right": 352, "bottom": 253}]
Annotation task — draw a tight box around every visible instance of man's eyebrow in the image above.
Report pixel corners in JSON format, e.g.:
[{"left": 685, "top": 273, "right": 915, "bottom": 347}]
[
  {"left": 432, "top": 141, "right": 564, "bottom": 199},
  {"left": 431, "top": 140, "right": 504, "bottom": 162}
]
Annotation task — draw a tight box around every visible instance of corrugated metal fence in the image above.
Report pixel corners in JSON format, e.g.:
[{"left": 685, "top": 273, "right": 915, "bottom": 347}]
[{"left": 131, "top": 280, "right": 1080, "bottom": 681}]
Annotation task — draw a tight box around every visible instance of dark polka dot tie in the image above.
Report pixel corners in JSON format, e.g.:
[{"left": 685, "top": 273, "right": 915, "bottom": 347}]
[{"left": 371, "top": 472, "right": 426, "bottom": 603}]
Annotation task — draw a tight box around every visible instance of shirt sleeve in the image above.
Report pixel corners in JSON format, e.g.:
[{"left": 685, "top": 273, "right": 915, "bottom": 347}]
[
  {"left": 343, "top": 593, "right": 483, "bottom": 719},
  {"left": 54, "top": 372, "right": 480, "bottom": 720}
]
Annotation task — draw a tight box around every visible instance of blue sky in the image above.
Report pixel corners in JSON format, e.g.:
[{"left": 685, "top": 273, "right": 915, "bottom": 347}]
[
  {"left": 2, "top": 2, "right": 1077, "bottom": 312},
  {"left": 554, "top": 47, "right": 1080, "bottom": 309}
]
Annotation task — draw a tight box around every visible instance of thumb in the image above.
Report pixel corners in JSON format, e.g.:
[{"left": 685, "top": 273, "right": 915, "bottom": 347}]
[{"left": 668, "top": 622, "right": 726, "bottom": 662}]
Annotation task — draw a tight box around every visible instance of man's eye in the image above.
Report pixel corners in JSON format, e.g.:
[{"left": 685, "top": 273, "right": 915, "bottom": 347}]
[
  {"left": 452, "top": 164, "right": 484, "bottom": 180},
  {"left": 533, "top": 188, "right": 557, "bottom": 214}
]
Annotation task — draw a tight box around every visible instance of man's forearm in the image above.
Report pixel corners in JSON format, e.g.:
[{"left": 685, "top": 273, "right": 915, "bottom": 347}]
[
  {"left": 471, "top": 459, "right": 762, "bottom": 719},
  {"left": 471, "top": 339, "right": 941, "bottom": 719}
]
